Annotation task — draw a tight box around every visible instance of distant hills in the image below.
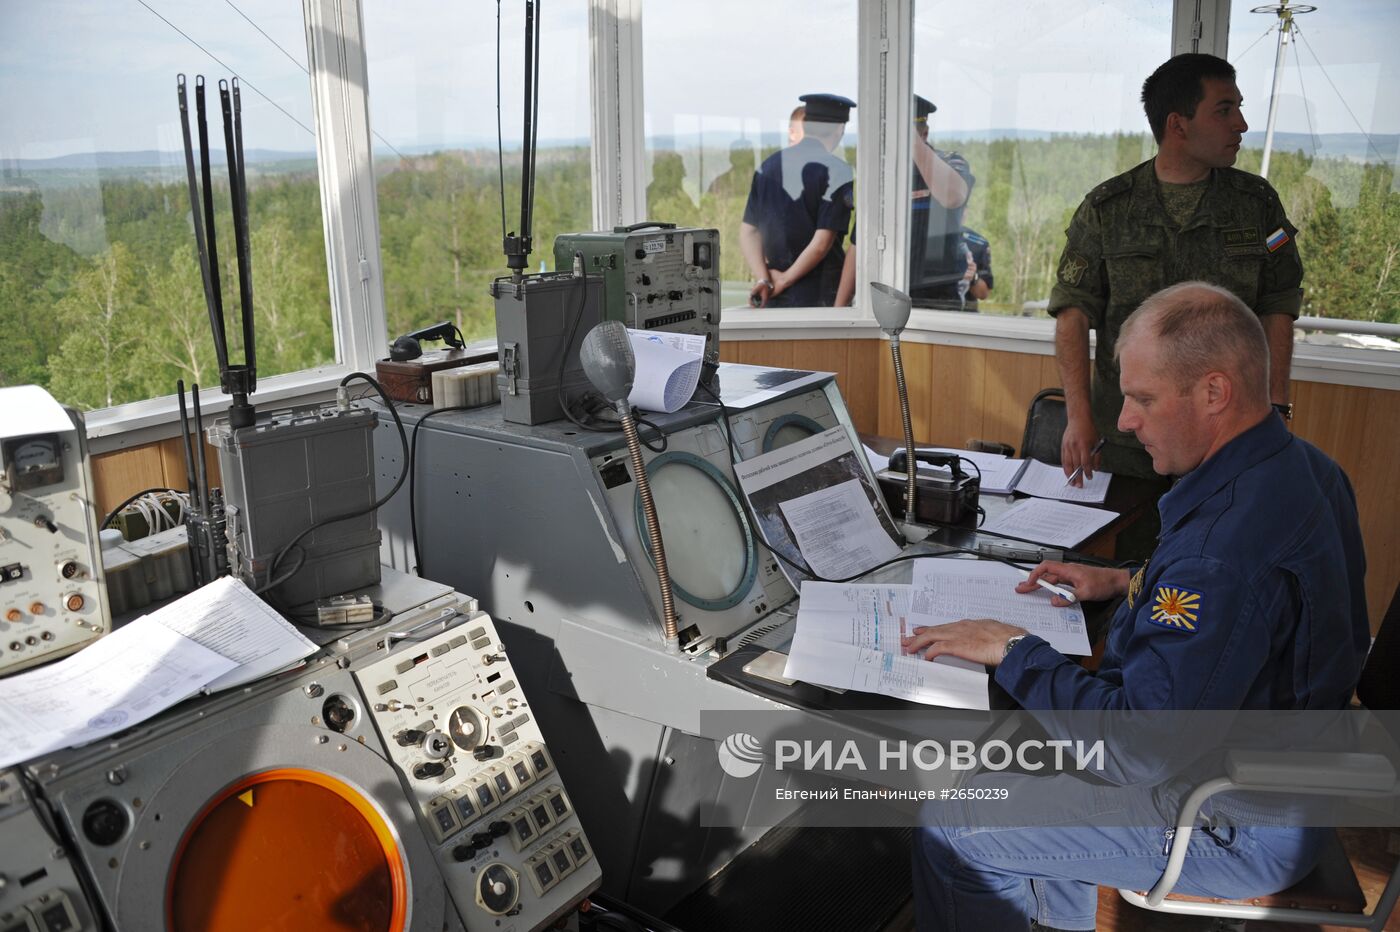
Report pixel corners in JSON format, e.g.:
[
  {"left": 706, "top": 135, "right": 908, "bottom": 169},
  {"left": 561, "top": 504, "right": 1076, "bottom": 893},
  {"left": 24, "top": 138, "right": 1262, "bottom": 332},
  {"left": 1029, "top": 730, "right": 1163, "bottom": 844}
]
[{"left": 3, "top": 129, "right": 1394, "bottom": 180}]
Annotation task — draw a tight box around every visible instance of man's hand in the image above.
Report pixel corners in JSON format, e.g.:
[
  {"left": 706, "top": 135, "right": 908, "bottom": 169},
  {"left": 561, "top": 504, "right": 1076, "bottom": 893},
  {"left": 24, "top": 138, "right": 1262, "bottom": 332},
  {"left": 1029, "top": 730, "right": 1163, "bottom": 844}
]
[
  {"left": 1060, "top": 412, "right": 1101, "bottom": 486},
  {"left": 901, "top": 619, "right": 1028, "bottom": 667},
  {"left": 770, "top": 268, "right": 790, "bottom": 297},
  {"left": 749, "top": 280, "right": 772, "bottom": 308},
  {"left": 1016, "top": 561, "right": 1131, "bottom": 606}
]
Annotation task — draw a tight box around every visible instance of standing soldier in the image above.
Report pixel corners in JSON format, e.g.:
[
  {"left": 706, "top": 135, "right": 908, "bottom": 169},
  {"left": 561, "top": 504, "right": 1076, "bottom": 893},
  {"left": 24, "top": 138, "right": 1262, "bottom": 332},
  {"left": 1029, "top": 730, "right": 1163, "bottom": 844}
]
[
  {"left": 740, "top": 93, "right": 856, "bottom": 308},
  {"left": 1052, "top": 53, "right": 1303, "bottom": 493}
]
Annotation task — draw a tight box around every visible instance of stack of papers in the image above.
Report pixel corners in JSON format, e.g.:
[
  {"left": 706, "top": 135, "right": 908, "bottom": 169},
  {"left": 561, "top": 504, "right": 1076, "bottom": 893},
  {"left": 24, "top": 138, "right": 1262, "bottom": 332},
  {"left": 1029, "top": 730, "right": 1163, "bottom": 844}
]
[
  {"left": 0, "top": 577, "right": 319, "bottom": 767},
  {"left": 980, "top": 498, "right": 1119, "bottom": 549},
  {"left": 783, "top": 560, "right": 1090, "bottom": 709},
  {"left": 864, "top": 445, "right": 1112, "bottom": 504}
]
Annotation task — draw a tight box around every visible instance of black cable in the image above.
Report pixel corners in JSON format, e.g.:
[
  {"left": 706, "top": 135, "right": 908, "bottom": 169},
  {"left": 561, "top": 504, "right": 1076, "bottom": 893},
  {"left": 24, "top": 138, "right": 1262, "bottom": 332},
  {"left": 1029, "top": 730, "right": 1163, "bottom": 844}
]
[
  {"left": 407, "top": 404, "right": 471, "bottom": 578},
  {"left": 101, "top": 487, "right": 182, "bottom": 531},
  {"left": 258, "top": 373, "right": 410, "bottom": 596}
]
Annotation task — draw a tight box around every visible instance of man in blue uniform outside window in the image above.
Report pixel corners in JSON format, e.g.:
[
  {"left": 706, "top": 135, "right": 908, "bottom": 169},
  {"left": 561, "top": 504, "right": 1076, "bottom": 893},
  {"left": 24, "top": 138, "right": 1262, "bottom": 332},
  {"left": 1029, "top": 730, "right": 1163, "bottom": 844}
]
[
  {"left": 740, "top": 93, "right": 856, "bottom": 308},
  {"left": 902, "top": 281, "right": 1369, "bottom": 931}
]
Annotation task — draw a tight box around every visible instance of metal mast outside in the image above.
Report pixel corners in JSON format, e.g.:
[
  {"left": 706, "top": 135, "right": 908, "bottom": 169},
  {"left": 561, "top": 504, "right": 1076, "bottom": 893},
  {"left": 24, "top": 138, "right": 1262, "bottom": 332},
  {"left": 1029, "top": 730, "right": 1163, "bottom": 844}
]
[{"left": 1251, "top": 1, "right": 1316, "bottom": 179}]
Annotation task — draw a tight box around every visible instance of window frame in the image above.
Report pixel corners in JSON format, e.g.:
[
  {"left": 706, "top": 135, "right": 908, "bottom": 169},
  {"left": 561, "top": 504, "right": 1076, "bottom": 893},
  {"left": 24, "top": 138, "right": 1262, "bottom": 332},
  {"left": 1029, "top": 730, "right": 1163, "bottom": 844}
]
[{"left": 83, "top": 0, "right": 1400, "bottom": 450}]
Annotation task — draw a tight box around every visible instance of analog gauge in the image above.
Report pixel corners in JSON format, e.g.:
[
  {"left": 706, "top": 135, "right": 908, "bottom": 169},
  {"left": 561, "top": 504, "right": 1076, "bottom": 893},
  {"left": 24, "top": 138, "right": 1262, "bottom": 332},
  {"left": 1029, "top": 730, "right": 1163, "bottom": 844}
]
[
  {"left": 4, "top": 434, "right": 64, "bottom": 491},
  {"left": 448, "top": 705, "right": 486, "bottom": 752}
]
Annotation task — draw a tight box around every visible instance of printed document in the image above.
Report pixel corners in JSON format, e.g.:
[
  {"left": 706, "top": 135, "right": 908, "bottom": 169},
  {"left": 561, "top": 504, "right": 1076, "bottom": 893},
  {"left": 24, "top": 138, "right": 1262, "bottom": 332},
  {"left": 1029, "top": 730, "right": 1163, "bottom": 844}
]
[
  {"left": 912, "top": 559, "right": 1090, "bottom": 656},
  {"left": 148, "top": 576, "right": 320, "bottom": 692},
  {"left": 735, "top": 427, "right": 903, "bottom": 585},
  {"left": 1012, "top": 458, "right": 1111, "bottom": 504},
  {"left": 626, "top": 328, "right": 704, "bottom": 413},
  {"left": 785, "top": 582, "right": 990, "bottom": 710},
  {"left": 980, "top": 498, "right": 1118, "bottom": 548},
  {"left": 0, "top": 620, "right": 237, "bottom": 767}
]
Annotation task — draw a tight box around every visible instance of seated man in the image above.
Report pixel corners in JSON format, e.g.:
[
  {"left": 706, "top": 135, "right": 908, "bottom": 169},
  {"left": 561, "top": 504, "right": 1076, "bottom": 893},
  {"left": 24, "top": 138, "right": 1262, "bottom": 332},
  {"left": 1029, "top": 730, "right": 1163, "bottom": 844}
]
[{"left": 901, "top": 281, "right": 1370, "bottom": 931}]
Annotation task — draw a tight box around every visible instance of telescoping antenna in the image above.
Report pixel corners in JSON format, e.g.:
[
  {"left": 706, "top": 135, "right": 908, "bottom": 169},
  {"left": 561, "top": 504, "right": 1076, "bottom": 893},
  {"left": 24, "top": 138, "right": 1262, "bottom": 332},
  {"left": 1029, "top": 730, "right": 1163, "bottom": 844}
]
[
  {"left": 176, "top": 73, "right": 257, "bottom": 430},
  {"left": 500, "top": 0, "right": 542, "bottom": 282}
]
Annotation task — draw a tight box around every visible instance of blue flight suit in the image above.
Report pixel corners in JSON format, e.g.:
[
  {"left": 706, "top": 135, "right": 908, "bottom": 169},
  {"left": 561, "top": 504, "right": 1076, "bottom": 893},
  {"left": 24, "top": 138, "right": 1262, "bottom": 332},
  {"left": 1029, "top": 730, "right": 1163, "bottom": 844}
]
[
  {"left": 742, "top": 137, "right": 854, "bottom": 307},
  {"left": 914, "top": 413, "right": 1370, "bottom": 930}
]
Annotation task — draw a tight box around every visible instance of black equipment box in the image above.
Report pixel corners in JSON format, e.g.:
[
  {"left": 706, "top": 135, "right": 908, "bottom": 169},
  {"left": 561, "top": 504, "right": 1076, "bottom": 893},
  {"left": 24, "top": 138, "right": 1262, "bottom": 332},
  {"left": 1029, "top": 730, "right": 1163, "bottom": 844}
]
[{"left": 876, "top": 450, "right": 980, "bottom": 525}]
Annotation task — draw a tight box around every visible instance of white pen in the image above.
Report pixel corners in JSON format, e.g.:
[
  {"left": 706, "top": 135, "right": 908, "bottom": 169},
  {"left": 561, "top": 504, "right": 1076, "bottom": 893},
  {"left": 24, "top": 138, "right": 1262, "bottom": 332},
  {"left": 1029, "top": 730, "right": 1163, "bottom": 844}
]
[{"left": 1034, "top": 577, "right": 1078, "bottom": 604}]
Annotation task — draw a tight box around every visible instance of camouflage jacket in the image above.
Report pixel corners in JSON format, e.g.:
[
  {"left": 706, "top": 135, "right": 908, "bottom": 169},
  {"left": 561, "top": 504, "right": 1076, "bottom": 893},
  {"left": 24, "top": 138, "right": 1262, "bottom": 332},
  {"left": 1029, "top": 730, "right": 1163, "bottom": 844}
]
[{"left": 1047, "top": 159, "right": 1303, "bottom": 449}]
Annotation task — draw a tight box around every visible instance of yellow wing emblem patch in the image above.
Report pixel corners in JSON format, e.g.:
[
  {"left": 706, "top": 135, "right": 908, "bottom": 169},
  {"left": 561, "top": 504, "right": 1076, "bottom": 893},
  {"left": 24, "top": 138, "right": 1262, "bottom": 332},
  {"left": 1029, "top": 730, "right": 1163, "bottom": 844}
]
[{"left": 1149, "top": 586, "right": 1202, "bottom": 634}]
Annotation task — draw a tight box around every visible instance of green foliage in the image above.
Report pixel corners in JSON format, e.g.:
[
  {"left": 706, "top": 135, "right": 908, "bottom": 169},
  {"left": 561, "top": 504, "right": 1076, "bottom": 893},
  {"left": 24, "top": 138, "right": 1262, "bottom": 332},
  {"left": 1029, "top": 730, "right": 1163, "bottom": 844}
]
[{"left": 1, "top": 137, "right": 1395, "bottom": 411}]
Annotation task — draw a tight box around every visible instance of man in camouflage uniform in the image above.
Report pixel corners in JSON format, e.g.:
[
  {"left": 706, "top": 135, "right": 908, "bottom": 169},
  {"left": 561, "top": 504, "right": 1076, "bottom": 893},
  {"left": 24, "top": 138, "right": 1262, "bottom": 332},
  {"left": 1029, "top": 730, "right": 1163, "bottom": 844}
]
[{"left": 1051, "top": 54, "right": 1302, "bottom": 490}]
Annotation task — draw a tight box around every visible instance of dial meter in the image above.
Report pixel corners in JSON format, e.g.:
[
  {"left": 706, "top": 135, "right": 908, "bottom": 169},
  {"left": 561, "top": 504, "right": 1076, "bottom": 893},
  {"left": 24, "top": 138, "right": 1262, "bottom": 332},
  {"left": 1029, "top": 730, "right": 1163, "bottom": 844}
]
[
  {"left": 0, "top": 386, "right": 109, "bottom": 675},
  {"left": 3, "top": 433, "right": 64, "bottom": 491}
]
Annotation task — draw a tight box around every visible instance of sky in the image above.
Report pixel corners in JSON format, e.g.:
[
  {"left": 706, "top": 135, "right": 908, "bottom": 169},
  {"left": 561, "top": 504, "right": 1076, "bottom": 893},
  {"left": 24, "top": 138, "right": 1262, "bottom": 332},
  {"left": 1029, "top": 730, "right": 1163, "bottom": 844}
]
[{"left": 0, "top": 0, "right": 1396, "bottom": 163}]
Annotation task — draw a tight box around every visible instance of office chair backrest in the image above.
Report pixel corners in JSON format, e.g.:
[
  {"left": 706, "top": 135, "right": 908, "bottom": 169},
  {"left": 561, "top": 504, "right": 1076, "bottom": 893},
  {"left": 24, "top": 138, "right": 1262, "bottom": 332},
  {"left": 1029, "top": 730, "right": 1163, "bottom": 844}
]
[
  {"left": 1357, "top": 582, "right": 1400, "bottom": 712},
  {"left": 1020, "top": 388, "right": 1068, "bottom": 466}
]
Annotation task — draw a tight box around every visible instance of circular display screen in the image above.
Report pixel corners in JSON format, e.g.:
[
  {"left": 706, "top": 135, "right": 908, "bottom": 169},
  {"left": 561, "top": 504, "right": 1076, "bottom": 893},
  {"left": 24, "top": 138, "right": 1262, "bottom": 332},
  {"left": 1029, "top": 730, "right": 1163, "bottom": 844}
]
[
  {"left": 168, "top": 770, "right": 405, "bottom": 932},
  {"left": 639, "top": 453, "right": 753, "bottom": 608},
  {"left": 762, "top": 414, "right": 825, "bottom": 453}
]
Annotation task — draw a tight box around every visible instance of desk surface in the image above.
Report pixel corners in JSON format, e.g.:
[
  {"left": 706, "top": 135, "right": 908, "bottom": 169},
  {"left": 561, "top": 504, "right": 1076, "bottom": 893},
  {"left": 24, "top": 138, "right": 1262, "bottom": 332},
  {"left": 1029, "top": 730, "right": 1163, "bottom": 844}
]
[{"left": 707, "top": 437, "right": 1162, "bottom": 712}]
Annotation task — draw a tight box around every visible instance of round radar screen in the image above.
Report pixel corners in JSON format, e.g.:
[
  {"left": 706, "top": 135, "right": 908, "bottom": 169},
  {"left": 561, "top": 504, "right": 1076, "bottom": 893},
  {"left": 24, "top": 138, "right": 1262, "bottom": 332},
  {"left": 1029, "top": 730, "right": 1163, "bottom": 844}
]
[
  {"left": 762, "top": 414, "right": 825, "bottom": 452},
  {"left": 635, "top": 451, "right": 756, "bottom": 611},
  {"left": 168, "top": 769, "right": 406, "bottom": 932}
]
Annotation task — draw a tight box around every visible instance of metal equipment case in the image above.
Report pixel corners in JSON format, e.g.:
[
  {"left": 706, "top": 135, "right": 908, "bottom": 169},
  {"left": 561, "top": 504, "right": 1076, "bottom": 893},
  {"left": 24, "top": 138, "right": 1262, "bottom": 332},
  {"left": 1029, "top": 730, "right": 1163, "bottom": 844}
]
[
  {"left": 372, "top": 365, "right": 868, "bottom": 914},
  {"left": 23, "top": 570, "right": 600, "bottom": 931},
  {"left": 553, "top": 224, "right": 721, "bottom": 381},
  {"left": 208, "top": 402, "right": 381, "bottom": 607}
]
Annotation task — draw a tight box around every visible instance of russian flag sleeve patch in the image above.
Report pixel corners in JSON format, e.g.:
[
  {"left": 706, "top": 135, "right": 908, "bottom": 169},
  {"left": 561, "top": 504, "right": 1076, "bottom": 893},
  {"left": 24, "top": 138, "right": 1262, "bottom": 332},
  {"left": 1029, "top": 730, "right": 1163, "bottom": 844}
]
[{"left": 1266, "top": 227, "right": 1290, "bottom": 252}]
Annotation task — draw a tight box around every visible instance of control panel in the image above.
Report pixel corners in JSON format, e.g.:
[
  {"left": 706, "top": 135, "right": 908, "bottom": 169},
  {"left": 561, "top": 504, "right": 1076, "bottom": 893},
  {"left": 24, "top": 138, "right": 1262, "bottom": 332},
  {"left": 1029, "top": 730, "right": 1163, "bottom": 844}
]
[
  {"left": 0, "top": 389, "right": 109, "bottom": 676},
  {"left": 554, "top": 226, "right": 721, "bottom": 380},
  {"left": 355, "top": 612, "right": 600, "bottom": 928},
  {"left": 0, "top": 771, "right": 96, "bottom": 932}
]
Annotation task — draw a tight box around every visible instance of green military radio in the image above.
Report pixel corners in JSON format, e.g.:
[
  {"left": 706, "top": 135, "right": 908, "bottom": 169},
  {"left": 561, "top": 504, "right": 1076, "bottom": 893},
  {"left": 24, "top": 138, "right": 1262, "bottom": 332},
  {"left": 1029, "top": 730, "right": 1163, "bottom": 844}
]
[{"left": 553, "top": 222, "right": 721, "bottom": 385}]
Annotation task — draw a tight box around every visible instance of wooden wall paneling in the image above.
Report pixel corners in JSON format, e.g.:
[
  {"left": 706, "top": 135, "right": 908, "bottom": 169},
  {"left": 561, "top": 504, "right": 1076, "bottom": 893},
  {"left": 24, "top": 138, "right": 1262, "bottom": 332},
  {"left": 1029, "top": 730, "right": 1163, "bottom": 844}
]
[
  {"left": 1291, "top": 381, "right": 1400, "bottom": 632},
  {"left": 980, "top": 349, "right": 1054, "bottom": 450},
  {"left": 842, "top": 340, "right": 880, "bottom": 434},
  {"left": 925, "top": 343, "right": 985, "bottom": 448},
  {"left": 876, "top": 342, "right": 936, "bottom": 443},
  {"left": 91, "top": 443, "right": 167, "bottom": 518}
]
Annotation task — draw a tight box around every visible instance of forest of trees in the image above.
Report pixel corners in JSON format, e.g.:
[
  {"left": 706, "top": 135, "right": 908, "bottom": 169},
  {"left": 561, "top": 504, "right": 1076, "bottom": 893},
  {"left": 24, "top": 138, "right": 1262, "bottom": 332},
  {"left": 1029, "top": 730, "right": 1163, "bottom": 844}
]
[{"left": 1, "top": 134, "right": 1396, "bottom": 411}]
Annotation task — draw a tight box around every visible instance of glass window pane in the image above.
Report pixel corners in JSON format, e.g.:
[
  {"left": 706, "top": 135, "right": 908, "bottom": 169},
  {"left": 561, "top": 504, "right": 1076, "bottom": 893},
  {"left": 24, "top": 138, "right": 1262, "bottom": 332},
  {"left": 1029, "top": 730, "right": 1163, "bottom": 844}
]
[
  {"left": 1229, "top": 0, "right": 1399, "bottom": 349},
  {"left": 1, "top": 1, "right": 333, "bottom": 408},
  {"left": 363, "top": 1, "right": 593, "bottom": 346},
  {"left": 910, "top": 1, "right": 1172, "bottom": 314},
  {"left": 642, "top": 1, "right": 858, "bottom": 310}
]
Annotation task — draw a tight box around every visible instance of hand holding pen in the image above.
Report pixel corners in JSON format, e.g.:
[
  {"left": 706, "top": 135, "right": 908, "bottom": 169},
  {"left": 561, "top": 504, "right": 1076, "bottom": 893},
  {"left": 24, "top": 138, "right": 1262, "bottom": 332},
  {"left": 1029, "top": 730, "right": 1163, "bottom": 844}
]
[{"left": 1064, "top": 437, "right": 1107, "bottom": 487}]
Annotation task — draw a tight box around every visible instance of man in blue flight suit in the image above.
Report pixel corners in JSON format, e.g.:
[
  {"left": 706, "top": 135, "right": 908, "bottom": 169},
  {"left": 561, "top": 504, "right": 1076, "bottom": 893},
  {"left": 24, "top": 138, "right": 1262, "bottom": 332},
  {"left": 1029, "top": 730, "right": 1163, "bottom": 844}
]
[
  {"left": 901, "top": 281, "right": 1370, "bottom": 931},
  {"left": 740, "top": 93, "right": 855, "bottom": 308}
]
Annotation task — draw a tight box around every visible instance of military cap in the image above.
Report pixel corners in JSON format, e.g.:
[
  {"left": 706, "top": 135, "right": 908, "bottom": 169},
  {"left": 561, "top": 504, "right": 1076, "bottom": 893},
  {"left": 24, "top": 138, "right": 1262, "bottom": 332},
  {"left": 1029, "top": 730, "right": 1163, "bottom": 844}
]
[
  {"left": 798, "top": 93, "right": 856, "bottom": 124},
  {"left": 914, "top": 95, "right": 937, "bottom": 123}
]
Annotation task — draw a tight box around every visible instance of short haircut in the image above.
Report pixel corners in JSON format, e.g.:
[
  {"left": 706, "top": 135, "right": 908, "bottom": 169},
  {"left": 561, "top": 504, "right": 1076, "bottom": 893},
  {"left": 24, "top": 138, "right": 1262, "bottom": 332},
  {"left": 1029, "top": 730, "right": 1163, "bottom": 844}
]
[
  {"left": 1117, "top": 282, "right": 1269, "bottom": 404},
  {"left": 1141, "top": 54, "right": 1237, "bottom": 143},
  {"left": 790, "top": 105, "right": 806, "bottom": 124}
]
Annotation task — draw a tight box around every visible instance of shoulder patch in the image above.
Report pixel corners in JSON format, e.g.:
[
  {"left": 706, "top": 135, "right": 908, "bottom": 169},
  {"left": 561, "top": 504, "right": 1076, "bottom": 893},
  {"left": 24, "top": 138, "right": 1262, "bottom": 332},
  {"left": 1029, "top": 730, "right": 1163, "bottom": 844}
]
[
  {"left": 1221, "top": 167, "right": 1277, "bottom": 201},
  {"left": 1087, "top": 174, "right": 1132, "bottom": 207},
  {"left": 1058, "top": 252, "right": 1090, "bottom": 286},
  {"left": 1149, "top": 585, "right": 1203, "bottom": 634}
]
